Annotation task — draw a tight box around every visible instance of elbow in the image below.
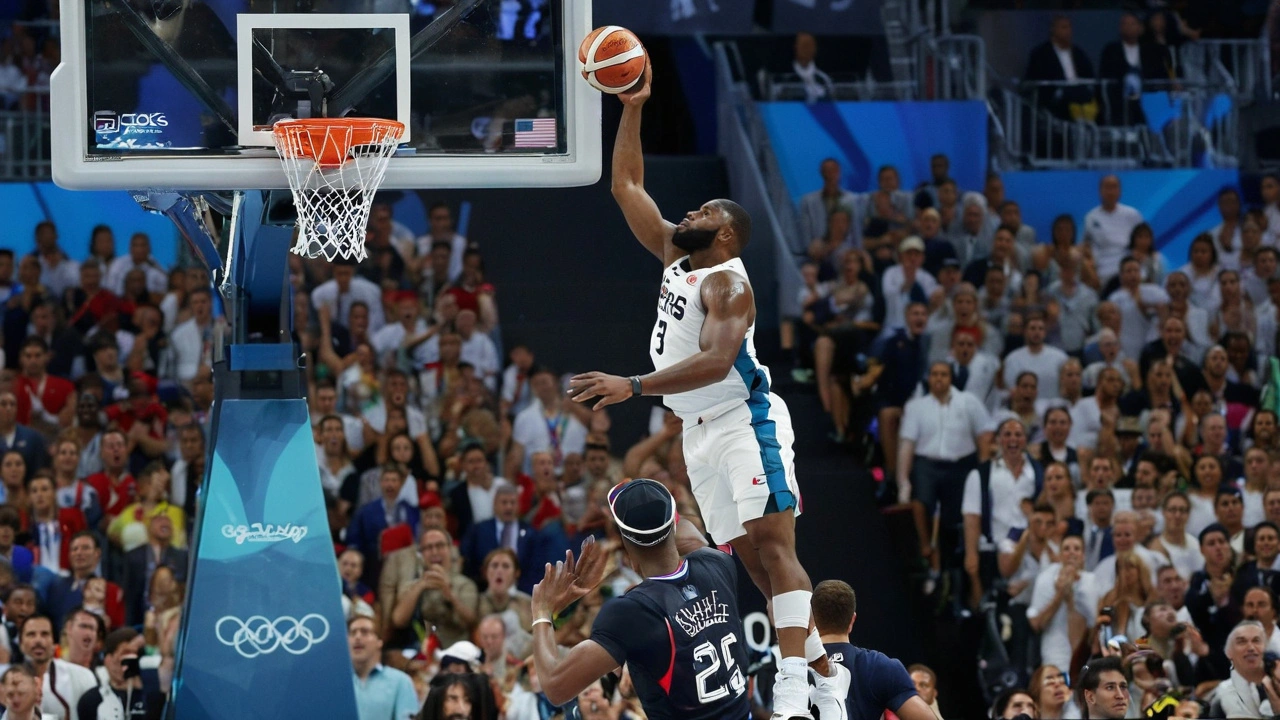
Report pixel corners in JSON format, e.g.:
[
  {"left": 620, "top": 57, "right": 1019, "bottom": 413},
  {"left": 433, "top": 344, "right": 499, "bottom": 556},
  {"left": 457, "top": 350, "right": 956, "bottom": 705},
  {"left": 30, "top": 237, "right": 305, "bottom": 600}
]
[{"left": 542, "top": 680, "right": 574, "bottom": 708}]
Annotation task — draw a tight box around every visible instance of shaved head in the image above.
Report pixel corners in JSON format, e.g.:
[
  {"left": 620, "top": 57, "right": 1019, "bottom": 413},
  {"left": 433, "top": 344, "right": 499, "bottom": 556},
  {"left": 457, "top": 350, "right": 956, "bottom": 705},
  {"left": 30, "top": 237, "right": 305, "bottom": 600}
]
[{"left": 713, "top": 199, "right": 752, "bottom": 249}]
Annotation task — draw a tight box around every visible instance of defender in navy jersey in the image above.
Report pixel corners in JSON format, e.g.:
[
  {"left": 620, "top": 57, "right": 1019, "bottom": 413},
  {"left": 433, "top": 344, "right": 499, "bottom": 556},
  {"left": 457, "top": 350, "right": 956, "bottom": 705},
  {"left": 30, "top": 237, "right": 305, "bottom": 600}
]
[
  {"left": 567, "top": 61, "right": 847, "bottom": 720},
  {"left": 811, "top": 581, "right": 936, "bottom": 720},
  {"left": 531, "top": 479, "right": 749, "bottom": 720}
]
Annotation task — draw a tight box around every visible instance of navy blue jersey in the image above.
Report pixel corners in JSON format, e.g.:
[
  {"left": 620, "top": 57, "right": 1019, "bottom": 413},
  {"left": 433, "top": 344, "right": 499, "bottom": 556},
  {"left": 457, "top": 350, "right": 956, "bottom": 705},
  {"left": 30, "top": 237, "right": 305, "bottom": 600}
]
[
  {"left": 590, "top": 548, "right": 750, "bottom": 720},
  {"left": 824, "top": 642, "right": 918, "bottom": 720}
]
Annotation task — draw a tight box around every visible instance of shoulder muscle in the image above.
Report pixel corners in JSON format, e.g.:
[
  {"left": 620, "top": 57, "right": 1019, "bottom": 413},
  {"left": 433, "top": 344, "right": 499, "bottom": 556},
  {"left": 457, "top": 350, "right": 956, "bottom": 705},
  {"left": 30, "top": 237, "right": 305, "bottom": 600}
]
[{"left": 700, "top": 271, "right": 754, "bottom": 321}]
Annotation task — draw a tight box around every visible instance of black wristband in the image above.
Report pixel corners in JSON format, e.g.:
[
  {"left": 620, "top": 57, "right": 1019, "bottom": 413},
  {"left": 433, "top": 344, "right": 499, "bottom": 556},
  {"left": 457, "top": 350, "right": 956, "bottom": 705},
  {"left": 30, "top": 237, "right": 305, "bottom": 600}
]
[{"left": 629, "top": 376, "right": 643, "bottom": 397}]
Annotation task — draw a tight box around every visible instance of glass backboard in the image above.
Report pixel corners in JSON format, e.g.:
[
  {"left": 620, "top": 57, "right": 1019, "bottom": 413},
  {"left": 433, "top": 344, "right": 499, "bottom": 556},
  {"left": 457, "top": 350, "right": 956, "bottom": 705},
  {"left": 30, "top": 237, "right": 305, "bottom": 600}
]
[{"left": 52, "top": 0, "right": 600, "bottom": 190}]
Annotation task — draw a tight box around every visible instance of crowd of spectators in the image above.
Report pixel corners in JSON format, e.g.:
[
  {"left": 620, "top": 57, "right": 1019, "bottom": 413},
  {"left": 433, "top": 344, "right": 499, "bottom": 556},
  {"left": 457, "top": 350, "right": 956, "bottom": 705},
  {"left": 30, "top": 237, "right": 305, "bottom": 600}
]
[
  {"left": 0, "top": 199, "right": 720, "bottom": 720},
  {"left": 789, "top": 148, "right": 1280, "bottom": 717}
]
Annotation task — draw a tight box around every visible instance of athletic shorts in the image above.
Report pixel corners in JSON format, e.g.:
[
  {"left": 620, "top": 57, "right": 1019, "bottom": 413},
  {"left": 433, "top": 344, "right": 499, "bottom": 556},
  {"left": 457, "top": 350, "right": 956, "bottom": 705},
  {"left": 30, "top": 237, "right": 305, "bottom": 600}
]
[{"left": 681, "top": 392, "right": 801, "bottom": 545}]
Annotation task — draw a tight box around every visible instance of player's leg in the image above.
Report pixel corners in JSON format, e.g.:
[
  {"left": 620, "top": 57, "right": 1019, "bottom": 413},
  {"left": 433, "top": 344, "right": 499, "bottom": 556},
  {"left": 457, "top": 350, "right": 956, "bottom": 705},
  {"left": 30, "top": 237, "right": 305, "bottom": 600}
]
[{"left": 716, "top": 397, "right": 842, "bottom": 718}]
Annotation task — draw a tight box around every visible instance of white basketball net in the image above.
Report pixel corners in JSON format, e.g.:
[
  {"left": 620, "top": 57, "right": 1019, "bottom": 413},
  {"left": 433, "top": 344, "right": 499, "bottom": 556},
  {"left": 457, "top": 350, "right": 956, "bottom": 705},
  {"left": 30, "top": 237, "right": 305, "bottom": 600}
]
[{"left": 272, "top": 119, "right": 405, "bottom": 263}]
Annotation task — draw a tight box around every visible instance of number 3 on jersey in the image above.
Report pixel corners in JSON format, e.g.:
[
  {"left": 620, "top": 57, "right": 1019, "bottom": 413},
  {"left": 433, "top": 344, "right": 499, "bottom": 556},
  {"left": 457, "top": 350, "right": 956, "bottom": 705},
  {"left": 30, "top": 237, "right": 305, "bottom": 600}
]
[
  {"left": 655, "top": 320, "right": 668, "bottom": 355},
  {"left": 694, "top": 632, "right": 745, "bottom": 703}
]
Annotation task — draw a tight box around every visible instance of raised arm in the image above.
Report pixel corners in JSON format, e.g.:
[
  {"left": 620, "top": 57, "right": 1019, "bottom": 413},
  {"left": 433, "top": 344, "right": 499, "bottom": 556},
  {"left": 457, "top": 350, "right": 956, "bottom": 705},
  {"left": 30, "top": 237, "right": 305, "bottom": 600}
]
[{"left": 611, "top": 63, "right": 678, "bottom": 264}]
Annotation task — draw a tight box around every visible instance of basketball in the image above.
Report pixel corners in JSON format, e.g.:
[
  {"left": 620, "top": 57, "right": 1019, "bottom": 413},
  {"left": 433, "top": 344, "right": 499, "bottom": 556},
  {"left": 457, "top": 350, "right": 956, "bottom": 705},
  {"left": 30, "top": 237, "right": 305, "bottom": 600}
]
[{"left": 578, "top": 26, "right": 647, "bottom": 95}]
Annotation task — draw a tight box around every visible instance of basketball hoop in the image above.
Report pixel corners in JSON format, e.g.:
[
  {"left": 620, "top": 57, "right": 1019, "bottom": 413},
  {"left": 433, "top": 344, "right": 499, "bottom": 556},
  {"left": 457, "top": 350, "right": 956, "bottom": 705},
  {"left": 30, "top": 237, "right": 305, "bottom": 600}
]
[{"left": 272, "top": 118, "right": 406, "bottom": 263}]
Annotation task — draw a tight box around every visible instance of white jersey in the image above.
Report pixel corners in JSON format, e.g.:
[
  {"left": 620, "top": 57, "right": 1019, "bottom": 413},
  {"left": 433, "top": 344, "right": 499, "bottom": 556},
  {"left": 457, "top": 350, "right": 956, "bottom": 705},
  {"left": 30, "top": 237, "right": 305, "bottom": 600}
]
[{"left": 650, "top": 256, "right": 770, "bottom": 421}]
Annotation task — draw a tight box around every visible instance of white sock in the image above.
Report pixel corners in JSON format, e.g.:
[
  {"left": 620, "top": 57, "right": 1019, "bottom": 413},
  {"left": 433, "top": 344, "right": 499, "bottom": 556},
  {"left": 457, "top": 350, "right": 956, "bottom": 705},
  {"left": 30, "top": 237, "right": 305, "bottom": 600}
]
[
  {"left": 779, "top": 656, "right": 808, "bottom": 677},
  {"left": 805, "top": 628, "right": 825, "bottom": 665}
]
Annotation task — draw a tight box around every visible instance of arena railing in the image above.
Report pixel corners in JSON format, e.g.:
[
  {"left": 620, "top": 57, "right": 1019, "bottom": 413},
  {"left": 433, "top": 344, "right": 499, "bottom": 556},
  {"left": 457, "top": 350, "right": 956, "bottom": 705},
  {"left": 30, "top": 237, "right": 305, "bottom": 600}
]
[
  {"left": 715, "top": 41, "right": 805, "bottom": 321},
  {"left": 988, "top": 75, "right": 1243, "bottom": 170},
  {"left": 0, "top": 86, "right": 52, "bottom": 181}
]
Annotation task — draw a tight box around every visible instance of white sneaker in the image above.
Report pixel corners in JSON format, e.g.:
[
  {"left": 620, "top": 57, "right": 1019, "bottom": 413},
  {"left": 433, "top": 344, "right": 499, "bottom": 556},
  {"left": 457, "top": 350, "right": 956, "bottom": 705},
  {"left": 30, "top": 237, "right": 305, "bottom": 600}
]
[
  {"left": 770, "top": 666, "right": 813, "bottom": 720},
  {"left": 810, "top": 663, "right": 850, "bottom": 720}
]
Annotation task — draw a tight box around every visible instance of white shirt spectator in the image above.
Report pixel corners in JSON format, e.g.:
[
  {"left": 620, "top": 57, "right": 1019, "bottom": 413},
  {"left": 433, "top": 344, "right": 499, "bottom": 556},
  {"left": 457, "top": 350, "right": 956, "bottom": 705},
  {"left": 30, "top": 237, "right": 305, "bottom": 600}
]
[
  {"left": 1082, "top": 358, "right": 1131, "bottom": 392},
  {"left": 1108, "top": 285, "right": 1170, "bottom": 362},
  {"left": 38, "top": 255, "right": 81, "bottom": 300},
  {"left": 415, "top": 232, "right": 468, "bottom": 282},
  {"left": 501, "top": 364, "right": 535, "bottom": 419},
  {"left": 1027, "top": 563, "right": 1098, "bottom": 671},
  {"left": 1208, "top": 224, "right": 1242, "bottom": 270},
  {"left": 954, "top": 351, "right": 1001, "bottom": 410},
  {"left": 0, "top": 59, "right": 24, "bottom": 108},
  {"left": 1069, "top": 396, "right": 1105, "bottom": 450},
  {"left": 459, "top": 331, "right": 500, "bottom": 391},
  {"left": 1152, "top": 532, "right": 1205, "bottom": 579},
  {"left": 105, "top": 255, "right": 168, "bottom": 295},
  {"left": 467, "top": 479, "right": 510, "bottom": 526},
  {"left": 1090, "top": 544, "right": 1163, "bottom": 597},
  {"left": 1047, "top": 281, "right": 1099, "bottom": 353},
  {"left": 1243, "top": 266, "right": 1273, "bottom": 307},
  {"left": 511, "top": 399, "right": 588, "bottom": 475},
  {"left": 900, "top": 389, "right": 990, "bottom": 460},
  {"left": 371, "top": 319, "right": 429, "bottom": 361},
  {"left": 962, "top": 456, "right": 1039, "bottom": 551},
  {"left": 310, "top": 410, "right": 366, "bottom": 455},
  {"left": 798, "top": 188, "right": 860, "bottom": 250},
  {"left": 1257, "top": 301, "right": 1278, "bottom": 374},
  {"left": 998, "top": 537, "right": 1058, "bottom": 606},
  {"left": 1186, "top": 494, "right": 1217, "bottom": 539},
  {"left": 41, "top": 657, "right": 98, "bottom": 720},
  {"left": 1244, "top": 488, "right": 1265, "bottom": 528},
  {"left": 1002, "top": 344, "right": 1069, "bottom": 401},
  {"left": 1076, "top": 491, "right": 1133, "bottom": 521},
  {"left": 881, "top": 265, "right": 937, "bottom": 332},
  {"left": 1084, "top": 202, "right": 1144, "bottom": 282},
  {"left": 168, "top": 318, "right": 211, "bottom": 383},
  {"left": 363, "top": 401, "right": 428, "bottom": 439},
  {"left": 311, "top": 276, "right": 387, "bottom": 333},
  {"left": 315, "top": 446, "right": 356, "bottom": 498},
  {"left": 1054, "top": 46, "right": 1079, "bottom": 81},
  {"left": 1175, "top": 264, "right": 1221, "bottom": 312}
]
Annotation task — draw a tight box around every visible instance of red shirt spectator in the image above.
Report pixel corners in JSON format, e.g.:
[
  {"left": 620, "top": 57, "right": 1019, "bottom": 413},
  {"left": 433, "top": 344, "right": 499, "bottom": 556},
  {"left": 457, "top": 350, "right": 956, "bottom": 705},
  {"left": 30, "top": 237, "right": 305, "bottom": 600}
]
[
  {"left": 104, "top": 374, "right": 168, "bottom": 439},
  {"left": 85, "top": 430, "right": 137, "bottom": 521},
  {"left": 13, "top": 338, "right": 74, "bottom": 427}
]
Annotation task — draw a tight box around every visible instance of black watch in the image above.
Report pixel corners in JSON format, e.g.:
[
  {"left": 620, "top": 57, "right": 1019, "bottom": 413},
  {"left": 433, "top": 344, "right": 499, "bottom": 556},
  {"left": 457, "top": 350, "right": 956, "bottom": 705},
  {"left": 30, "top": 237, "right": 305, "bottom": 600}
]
[{"left": 629, "top": 376, "right": 643, "bottom": 397}]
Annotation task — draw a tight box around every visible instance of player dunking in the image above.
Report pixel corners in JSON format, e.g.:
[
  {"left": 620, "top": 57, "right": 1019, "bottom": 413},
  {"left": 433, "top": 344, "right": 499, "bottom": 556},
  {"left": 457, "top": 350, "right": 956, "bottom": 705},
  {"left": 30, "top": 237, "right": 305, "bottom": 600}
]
[{"left": 567, "top": 63, "right": 848, "bottom": 720}]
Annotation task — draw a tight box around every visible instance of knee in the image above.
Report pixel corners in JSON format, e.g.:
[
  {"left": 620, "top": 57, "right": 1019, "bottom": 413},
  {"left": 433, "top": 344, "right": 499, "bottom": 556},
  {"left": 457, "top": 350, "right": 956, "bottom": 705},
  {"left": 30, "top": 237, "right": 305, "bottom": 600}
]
[{"left": 753, "top": 537, "right": 798, "bottom": 572}]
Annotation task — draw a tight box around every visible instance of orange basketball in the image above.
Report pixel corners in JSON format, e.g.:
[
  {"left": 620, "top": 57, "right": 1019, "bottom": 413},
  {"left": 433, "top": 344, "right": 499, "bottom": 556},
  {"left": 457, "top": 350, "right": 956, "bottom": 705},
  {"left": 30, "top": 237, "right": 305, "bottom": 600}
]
[{"left": 578, "top": 26, "right": 646, "bottom": 94}]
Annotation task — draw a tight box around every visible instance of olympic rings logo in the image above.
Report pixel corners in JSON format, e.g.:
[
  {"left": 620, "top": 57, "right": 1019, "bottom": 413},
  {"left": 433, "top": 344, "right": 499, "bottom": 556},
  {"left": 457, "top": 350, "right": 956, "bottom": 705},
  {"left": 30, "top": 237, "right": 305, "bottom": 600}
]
[{"left": 214, "top": 614, "right": 330, "bottom": 659}]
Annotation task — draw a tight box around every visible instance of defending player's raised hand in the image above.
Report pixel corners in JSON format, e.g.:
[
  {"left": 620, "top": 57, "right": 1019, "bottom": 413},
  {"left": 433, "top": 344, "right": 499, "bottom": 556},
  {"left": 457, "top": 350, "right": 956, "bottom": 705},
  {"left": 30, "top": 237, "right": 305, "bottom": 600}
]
[
  {"left": 567, "top": 371, "right": 633, "bottom": 410},
  {"left": 570, "top": 536, "right": 608, "bottom": 596},
  {"left": 617, "top": 59, "right": 651, "bottom": 107},
  {"left": 532, "top": 542, "right": 601, "bottom": 619}
]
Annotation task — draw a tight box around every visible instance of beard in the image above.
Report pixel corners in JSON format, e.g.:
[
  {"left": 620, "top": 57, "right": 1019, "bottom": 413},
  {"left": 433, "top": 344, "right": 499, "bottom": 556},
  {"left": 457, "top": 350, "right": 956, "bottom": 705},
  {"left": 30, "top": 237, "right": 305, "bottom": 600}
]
[{"left": 672, "top": 226, "right": 717, "bottom": 252}]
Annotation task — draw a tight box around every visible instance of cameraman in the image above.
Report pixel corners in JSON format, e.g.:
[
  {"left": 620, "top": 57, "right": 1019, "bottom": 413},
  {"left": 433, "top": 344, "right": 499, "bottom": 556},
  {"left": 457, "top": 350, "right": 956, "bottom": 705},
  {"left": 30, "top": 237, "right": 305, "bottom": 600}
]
[
  {"left": 1140, "top": 599, "right": 1206, "bottom": 687},
  {"left": 76, "top": 627, "right": 165, "bottom": 719}
]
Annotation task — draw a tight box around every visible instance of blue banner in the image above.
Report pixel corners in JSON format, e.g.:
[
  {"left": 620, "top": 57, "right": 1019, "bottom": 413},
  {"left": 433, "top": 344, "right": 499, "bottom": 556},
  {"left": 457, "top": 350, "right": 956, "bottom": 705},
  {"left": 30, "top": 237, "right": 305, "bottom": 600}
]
[
  {"left": 1002, "top": 169, "right": 1240, "bottom": 270},
  {"left": 1, "top": 183, "right": 180, "bottom": 267},
  {"left": 760, "top": 100, "right": 989, "bottom": 200},
  {"left": 171, "top": 398, "right": 357, "bottom": 719}
]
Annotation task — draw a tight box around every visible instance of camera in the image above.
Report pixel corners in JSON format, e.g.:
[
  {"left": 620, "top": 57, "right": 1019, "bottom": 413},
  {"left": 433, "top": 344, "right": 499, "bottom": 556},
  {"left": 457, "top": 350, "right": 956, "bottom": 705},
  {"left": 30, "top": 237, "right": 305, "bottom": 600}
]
[
  {"left": 1170, "top": 623, "right": 1186, "bottom": 639},
  {"left": 1265, "top": 651, "right": 1279, "bottom": 679},
  {"left": 122, "top": 655, "right": 141, "bottom": 680}
]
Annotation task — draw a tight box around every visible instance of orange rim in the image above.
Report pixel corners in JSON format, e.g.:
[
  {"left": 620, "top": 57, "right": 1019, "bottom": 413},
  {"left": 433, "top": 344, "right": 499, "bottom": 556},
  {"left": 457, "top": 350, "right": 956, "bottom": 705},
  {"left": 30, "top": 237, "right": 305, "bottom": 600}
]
[{"left": 272, "top": 118, "right": 405, "bottom": 169}]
